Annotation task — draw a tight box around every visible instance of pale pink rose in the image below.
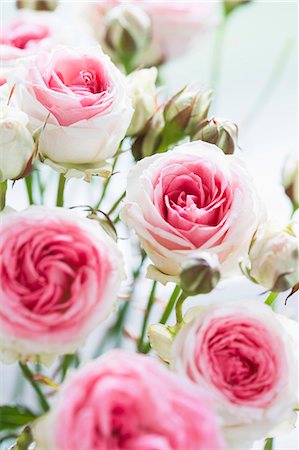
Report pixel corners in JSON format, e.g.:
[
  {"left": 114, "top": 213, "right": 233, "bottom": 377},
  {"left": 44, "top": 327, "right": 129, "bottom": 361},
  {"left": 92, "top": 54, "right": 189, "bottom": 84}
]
[
  {"left": 0, "top": 10, "right": 75, "bottom": 65},
  {"left": 122, "top": 141, "right": 262, "bottom": 282},
  {"left": 34, "top": 350, "right": 225, "bottom": 450},
  {"left": 0, "top": 207, "right": 124, "bottom": 363},
  {"left": 85, "top": 0, "right": 219, "bottom": 66},
  {"left": 170, "top": 301, "right": 298, "bottom": 445},
  {"left": 8, "top": 46, "right": 133, "bottom": 179}
]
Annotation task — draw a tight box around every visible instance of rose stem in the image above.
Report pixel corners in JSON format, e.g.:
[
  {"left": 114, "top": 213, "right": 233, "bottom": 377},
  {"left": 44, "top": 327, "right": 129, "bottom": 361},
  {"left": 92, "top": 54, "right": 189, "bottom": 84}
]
[
  {"left": 24, "top": 175, "right": 34, "bottom": 205},
  {"left": 175, "top": 292, "right": 188, "bottom": 324},
  {"left": 264, "top": 291, "right": 279, "bottom": 309},
  {"left": 94, "top": 151, "right": 120, "bottom": 210},
  {"left": 263, "top": 437, "right": 274, "bottom": 450},
  {"left": 210, "top": 14, "right": 228, "bottom": 104},
  {"left": 137, "top": 281, "right": 158, "bottom": 352},
  {"left": 108, "top": 191, "right": 126, "bottom": 216},
  {"left": 93, "top": 251, "right": 147, "bottom": 357},
  {"left": 56, "top": 174, "right": 66, "bottom": 207},
  {"left": 142, "top": 284, "right": 181, "bottom": 354},
  {"left": 0, "top": 180, "right": 7, "bottom": 211},
  {"left": 19, "top": 362, "right": 50, "bottom": 413}
]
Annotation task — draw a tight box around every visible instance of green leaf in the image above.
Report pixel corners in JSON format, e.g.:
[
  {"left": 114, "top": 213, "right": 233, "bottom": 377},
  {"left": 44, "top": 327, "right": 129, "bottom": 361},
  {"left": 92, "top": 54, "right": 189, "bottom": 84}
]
[{"left": 0, "top": 406, "right": 38, "bottom": 431}]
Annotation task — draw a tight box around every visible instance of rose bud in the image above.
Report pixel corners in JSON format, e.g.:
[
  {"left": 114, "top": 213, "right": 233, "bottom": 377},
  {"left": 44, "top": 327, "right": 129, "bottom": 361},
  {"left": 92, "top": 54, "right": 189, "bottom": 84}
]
[
  {"left": 224, "top": 0, "right": 252, "bottom": 16},
  {"left": 241, "top": 222, "right": 299, "bottom": 292},
  {"left": 126, "top": 67, "right": 158, "bottom": 136},
  {"left": 192, "top": 117, "right": 239, "bottom": 154},
  {"left": 282, "top": 151, "right": 299, "bottom": 213},
  {"left": 164, "top": 85, "right": 213, "bottom": 135},
  {"left": 132, "top": 108, "right": 165, "bottom": 160},
  {"left": 17, "top": 0, "right": 58, "bottom": 11},
  {"left": 0, "top": 105, "right": 35, "bottom": 182},
  {"left": 148, "top": 323, "right": 174, "bottom": 363},
  {"left": 104, "top": 5, "right": 151, "bottom": 72},
  {"left": 180, "top": 253, "right": 221, "bottom": 296}
]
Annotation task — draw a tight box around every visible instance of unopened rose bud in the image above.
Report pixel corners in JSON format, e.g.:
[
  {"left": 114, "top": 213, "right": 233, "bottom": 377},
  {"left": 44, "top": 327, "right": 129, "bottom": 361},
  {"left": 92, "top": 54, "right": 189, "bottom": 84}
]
[
  {"left": 0, "top": 106, "right": 35, "bottom": 182},
  {"left": 282, "top": 152, "right": 299, "bottom": 212},
  {"left": 17, "top": 0, "right": 58, "bottom": 11},
  {"left": 127, "top": 68, "right": 158, "bottom": 136},
  {"left": 180, "top": 253, "right": 220, "bottom": 296},
  {"left": 132, "top": 108, "right": 165, "bottom": 160},
  {"left": 164, "top": 85, "right": 213, "bottom": 136},
  {"left": 192, "top": 117, "right": 238, "bottom": 154},
  {"left": 104, "top": 5, "right": 151, "bottom": 71},
  {"left": 242, "top": 223, "right": 299, "bottom": 292},
  {"left": 148, "top": 324, "right": 174, "bottom": 363},
  {"left": 223, "top": 0, "right": 252, "bottom": 16}
]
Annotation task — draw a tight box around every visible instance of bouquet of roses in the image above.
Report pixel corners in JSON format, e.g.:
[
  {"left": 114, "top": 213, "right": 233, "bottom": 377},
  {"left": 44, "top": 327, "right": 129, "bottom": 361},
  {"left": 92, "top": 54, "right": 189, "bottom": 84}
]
[{"left": 0, "top": 1, "right": 298, "bottom": 450}]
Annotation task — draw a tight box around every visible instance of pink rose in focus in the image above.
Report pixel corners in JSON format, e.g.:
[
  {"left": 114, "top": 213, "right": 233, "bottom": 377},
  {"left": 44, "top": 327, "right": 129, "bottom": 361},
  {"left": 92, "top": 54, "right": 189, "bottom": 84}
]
[
  {"left": 122, "top": 141, "right": 262, "bottom": 282},
  {"left": 170, "top": 301, "right": 298, "bottom": 444},
  {"left": 8, "top": 46, "right": 133, "bottom": 179},
  {"left": 34, "top": 350, "right": 225, "bottom": 450},
  {"left": 85, "top": 0, "right": 219, "bottom": 66},
  {"left": 0, "top": 207, "right": 124, "bottom": 363}
]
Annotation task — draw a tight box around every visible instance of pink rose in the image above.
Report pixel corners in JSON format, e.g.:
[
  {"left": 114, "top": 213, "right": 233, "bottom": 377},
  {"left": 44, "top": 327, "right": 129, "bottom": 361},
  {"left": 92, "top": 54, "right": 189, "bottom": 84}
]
[
  {"left": 170, "top": 302, "right": 298, "bottom": 445},
  {"left": 0, "top": 207, "right": 124, "bottom": 363},
  {"left": 8, "top": 45, "right": 133, "bottom": 179},
  {"left": 85, "top": 0, "right": 219, "bottom": 66},
  {"left": 34, "top": 350, "right": 225, "bottom": 450},
  {"left": 0, "top": 10, "right": 74, "bottom": 65},
  {"left": 122, "top": 141, "right": 262, "bottom": 282}
]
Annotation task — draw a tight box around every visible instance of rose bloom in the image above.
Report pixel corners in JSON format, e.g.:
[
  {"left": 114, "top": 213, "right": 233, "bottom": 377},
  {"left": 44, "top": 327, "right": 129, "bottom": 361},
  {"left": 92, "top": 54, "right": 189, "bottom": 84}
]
[
  {"left": 34, "top": 350, "right": 225, "bottom": 450},
  {"left": 0, "top": 207, "right": 124, "bottom": 364},
  {"left": 170, "top": 301, "right": 298, "bottom": 445},
  {"left": 85, "top": 0, "right": 219, "bottom": 66},
  {"left": 8, "top": 46, "right": 133, "bottom": 179},
  {"left": 0, "top": 105, "right": 35, "bottom": 182},
  {"left": 0, "top": 10, "right": 74, "bottom": 66},
  {"left": 122, "top": 141, "right": 262, "bottom": 282}
]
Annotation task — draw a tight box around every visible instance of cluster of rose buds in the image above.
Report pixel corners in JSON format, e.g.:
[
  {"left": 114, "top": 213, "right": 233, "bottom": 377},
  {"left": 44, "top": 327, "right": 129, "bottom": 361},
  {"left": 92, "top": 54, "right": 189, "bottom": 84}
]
[{"left": 132, "top": 83, "right": 239, "bottom": 160}]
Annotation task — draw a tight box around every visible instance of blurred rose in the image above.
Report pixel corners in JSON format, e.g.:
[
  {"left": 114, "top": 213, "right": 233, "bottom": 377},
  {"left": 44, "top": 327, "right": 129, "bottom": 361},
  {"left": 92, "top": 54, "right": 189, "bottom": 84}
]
[
  {"left": 282, "top": 151, "right": 299, "bottom": 211},
  {"left": 0, "top": 10, "right": 74, "bottom": 66},
  {"left": 0, "top": 105, "right": 35, "bottom": 182},
  {"left": 122, "top": 141, "right": 262, "bottom": 283},
  {"left": 85, "top": 0, "right": 219, "bottom": 67},
  {"left": 34, "top": 350, "right": 225, "bottom": 450},
  {"left": 127, "top": 67, "right": 157, "bottom": 136},
  {"left": 8, "top": 46, "right": 133, "bottom": 179},
  {"left": 0, "top": 207, "right": 124, "bottom": 364},
  {"left": 170, "top": 301, "right": 298, "bottom": 445}
]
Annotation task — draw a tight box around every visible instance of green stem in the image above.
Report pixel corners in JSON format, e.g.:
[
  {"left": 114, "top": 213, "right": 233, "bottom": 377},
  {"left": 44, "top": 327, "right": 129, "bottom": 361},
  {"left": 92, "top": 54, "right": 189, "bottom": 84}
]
[
  {"left": 0, "top": 180, "right": 7, "bottom": 211},
  {"left": 60, "top": 353, "right": 80, "bottom": 382},
  {"left": 108, "top": 191, "right": 126, "bottom": 216},
  {"left": 56, "top": 174, "right": 66, "bottom": 207},
  {"left": 264, "top": 437, "right": 274, "bottom": 450},
  {"left": 210, "top": 15, "right": 228, "bottom": 97},
  {"left": 142, "top": 284, "right": 181, "bottom": 354},
  {"left": 25, "top": 174, "right": 34, "bottom": 205},
  {"left": 264, "top": 291, "right": 279, "bottom": 309},
  {"left": 242, "top": 39, "right": 293, "bottom": 128},
  {"left": 35, "top": 170, "right": 45, "bottom": 204},
  {"left": 19, "top": 363, "right": 49, "bottom": 413},
  {"left": 95, "top": 152, "right": 120, "bottom": 210},
  {"left": 175, "top": 292, "right": 188, "bottom": 324},
  {"left": 137, "top": 281, "right": 157, "bottom": 352}
]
